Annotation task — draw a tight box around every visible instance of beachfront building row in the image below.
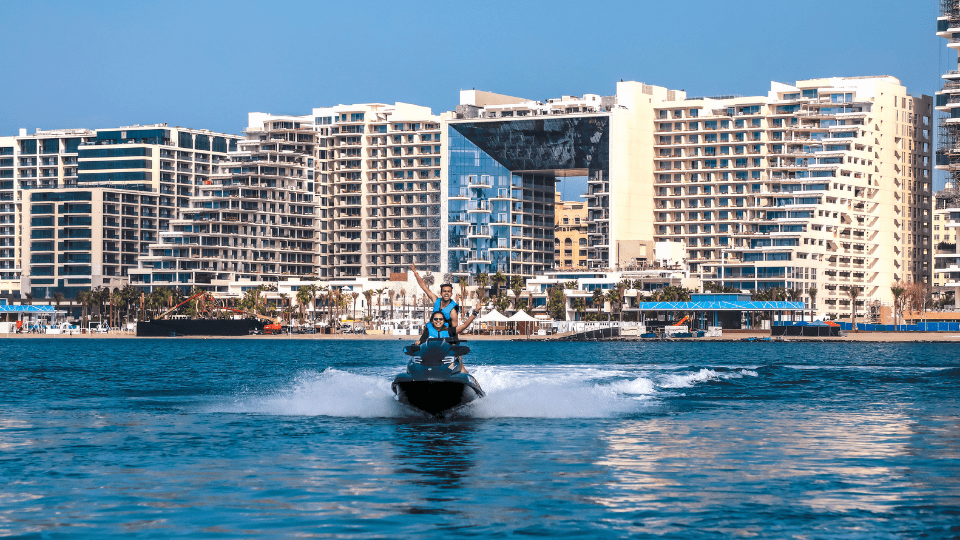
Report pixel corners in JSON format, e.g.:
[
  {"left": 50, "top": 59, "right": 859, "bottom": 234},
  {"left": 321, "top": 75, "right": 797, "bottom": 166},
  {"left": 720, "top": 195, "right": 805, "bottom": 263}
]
[
  {"left": 1, "top": 76, "right": 935, "bottom": 321},
  {"left": 444, "top": 76, "right": 932, "bottom": 314}
]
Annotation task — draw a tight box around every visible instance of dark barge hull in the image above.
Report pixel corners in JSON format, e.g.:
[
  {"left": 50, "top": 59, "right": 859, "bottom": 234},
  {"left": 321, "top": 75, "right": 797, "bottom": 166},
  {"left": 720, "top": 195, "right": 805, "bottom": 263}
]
[{"left": 137, "top": 318, "right": 264, "bottom": 337}]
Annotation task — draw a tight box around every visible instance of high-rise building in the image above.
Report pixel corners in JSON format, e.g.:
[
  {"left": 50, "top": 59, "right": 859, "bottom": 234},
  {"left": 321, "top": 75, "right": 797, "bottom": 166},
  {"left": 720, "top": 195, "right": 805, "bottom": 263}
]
[
  {"left": 443, "top": 82, "right": 678, "bottom": 279},
  {"left": 130, "top": 115, "right": 316, "bottom": 292},
  {"left": 313, "top": 103, "right": 442, "bottom": 279},
  {"left": 932, "top": 184, "right": 960, "bottom": 306},
  {"left": 13, "top": 125, "right": 238, "bottom": 299},
  {"left": 0, "top": 129, "right": 96, "bottom": 296},
  {"left": 935, "top": 0, "right": 960, "bottom": 309},
  {"left": 937, "top": 0, "right": 960, "bottom": 187},
  {"left": 653, "top": 76, "right": 932, "bottom": 319}
]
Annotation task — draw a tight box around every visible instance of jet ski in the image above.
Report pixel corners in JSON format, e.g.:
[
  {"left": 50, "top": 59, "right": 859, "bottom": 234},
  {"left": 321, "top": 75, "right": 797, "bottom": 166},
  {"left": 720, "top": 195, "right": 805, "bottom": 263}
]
[{"left": 391, "top": 338, "right": 485, "bottom": 416}]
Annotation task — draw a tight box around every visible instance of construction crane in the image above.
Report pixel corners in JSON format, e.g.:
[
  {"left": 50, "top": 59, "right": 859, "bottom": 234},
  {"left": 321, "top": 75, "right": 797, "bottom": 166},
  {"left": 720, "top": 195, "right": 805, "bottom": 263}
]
[
  {"left": 156, "top": 291, "right": 283, "bottom": 334},
  {"left": 157, "top": 291, "right": 215, "bottom": 320}
]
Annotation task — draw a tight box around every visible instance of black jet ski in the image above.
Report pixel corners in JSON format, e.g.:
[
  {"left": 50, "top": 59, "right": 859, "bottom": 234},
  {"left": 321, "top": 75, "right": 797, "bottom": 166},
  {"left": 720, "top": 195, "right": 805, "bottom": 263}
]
[{"left": 391, "top": 338, "right": 485, "bottom": 416}]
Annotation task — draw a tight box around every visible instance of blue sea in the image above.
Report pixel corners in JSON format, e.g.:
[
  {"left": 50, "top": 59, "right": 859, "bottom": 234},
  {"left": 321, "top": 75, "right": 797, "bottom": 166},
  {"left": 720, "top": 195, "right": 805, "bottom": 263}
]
[{"left": 1, "top": 338, "right": 958, "bottom": 538}]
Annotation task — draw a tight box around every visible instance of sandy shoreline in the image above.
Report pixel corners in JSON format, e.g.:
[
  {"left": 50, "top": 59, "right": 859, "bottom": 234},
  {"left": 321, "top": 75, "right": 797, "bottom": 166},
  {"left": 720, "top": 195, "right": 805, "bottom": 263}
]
[{"left": 3, "top": 331, "right": 960, "bottom": 342}]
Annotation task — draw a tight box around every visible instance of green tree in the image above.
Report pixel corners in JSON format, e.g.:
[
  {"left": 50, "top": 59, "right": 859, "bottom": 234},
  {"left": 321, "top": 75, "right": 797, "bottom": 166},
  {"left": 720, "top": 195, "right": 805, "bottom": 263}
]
[
  {"left": 546, "top": 285, "right": 566, "bottom": 320},
  {"left": 510, "top": 276, "right": 524, "bottom": 311},
  {"left": 456, "top": 277, "right": 469, "bottom": 303},
  {"left": 363, "top": 290, "right": 374, "bottom": 323},
  {"left": 606, "top": 288, "right": 621, "bottom": 322},
  {"left": 491, "top": 271, "right": 507, "bottom": 297},
  {"left": 808, "top": 287, "right": 818, "bottom": 320},
  {"left": 572, "top": 298, "right": 586, "bottom": 321},
  {"left": 296, "top": 285, "right": 314, "bottom": 323},
  {"left": 76, "top": 290, "right": 90, "bottom": 325},
  {"left": 475, "top": 272, "right": 489, "bottom": 300},
  {"left": 847, "top": 285, "right": 860, "bottom": 330},
  {"left": 592, "top": 287, "right": 604, "bottom": 315},
  {"left": 494, "top": 291, "right": 511, "bottom": 312}
]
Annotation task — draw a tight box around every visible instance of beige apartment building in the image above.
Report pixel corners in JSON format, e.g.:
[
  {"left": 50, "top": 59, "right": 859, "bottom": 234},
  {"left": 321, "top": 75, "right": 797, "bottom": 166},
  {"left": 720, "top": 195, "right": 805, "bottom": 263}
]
[
  {"left": 652, "top": 76, "right": 931, "bottom": 319},
  {"left": 554, "top": 192, "right": 588, "bottom": 269},
  {"left": 130, "top": 116, "right": 317, "bottom": 292},
  {"left": 313, "top": 103, "right": 442, "bottom": 279}
]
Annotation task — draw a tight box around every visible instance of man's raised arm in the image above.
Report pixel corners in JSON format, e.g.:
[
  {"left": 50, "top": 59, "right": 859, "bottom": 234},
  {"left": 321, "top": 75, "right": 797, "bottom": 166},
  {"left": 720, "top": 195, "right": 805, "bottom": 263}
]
[{"left": 410, "top": 263, "right": 437, "bottom": 303}]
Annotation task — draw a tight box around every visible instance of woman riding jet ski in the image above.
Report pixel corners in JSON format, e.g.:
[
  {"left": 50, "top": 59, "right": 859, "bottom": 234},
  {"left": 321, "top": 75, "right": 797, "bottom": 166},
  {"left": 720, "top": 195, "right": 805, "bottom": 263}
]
[{"left": 391, "top": 311, "right": 484, "bottom": 416}]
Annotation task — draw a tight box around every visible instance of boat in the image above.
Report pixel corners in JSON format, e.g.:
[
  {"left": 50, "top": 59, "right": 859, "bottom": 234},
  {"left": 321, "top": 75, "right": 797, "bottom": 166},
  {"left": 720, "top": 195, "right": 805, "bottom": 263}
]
[{"left": 391, "top": 338, "right": 485, "bottom": 417}]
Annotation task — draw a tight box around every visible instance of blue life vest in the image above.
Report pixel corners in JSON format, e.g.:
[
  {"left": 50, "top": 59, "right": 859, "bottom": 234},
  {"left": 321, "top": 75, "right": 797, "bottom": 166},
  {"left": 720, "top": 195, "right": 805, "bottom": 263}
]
[
  {"left": 427, "top": 326, "right": 450, "bottom": 339},
  {"left": 433, "top": 298, "right": 458, "bottom": 326}
]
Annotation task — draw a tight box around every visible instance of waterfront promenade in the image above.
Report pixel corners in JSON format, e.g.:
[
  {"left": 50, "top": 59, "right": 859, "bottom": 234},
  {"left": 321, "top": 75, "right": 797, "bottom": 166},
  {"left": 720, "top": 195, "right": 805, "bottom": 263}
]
[{"left": 4, "top": 330, "right": 960, "bottom": 342}]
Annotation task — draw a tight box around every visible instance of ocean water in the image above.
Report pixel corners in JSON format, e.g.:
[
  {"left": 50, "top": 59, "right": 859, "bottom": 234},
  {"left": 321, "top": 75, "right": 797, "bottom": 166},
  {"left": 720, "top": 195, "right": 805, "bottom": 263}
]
[{"left": 1, "top": 338, "right": 958, "bottom": 538}]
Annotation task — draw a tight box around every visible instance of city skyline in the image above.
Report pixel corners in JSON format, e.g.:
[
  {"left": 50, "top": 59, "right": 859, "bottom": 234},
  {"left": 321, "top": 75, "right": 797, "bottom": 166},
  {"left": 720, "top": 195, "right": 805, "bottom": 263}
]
[{"left": 0, "top": 0, "right": 944, "bottom": 141}]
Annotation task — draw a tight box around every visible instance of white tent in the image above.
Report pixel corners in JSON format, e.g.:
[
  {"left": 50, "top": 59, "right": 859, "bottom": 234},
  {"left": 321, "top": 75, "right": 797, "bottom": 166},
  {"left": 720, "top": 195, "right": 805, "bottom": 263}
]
[
  {"left": 507, "top": 310, "right": 537, "bottom": 322},
  {"left": 508, "top": 310, "right": 539, "bottom": 336},
  {"left": 478, "top": 309, "right": 509, "bottom": 335},
  {"left": 479, "top": 309, "right": 509, "bottom": 322}
]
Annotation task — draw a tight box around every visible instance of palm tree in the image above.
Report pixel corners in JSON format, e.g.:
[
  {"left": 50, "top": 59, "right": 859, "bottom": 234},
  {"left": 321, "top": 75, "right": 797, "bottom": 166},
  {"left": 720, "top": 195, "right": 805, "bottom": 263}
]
[
  {"left": 76, "top": 290, "right": 90, "bottom": 325},
  {"left": 495, "top": 291, "right": 511, "bottom": 312},
  {"left": 592, "top": 288, "right": 604, "bottom": 317},
  {"left": 572, "top": 298, "right": 586, "bottom": 321},
  {"left": 362, "top": 290, "right": 373, "bottom": 323},
  {"left": 890, "top": 283, "right": 905, "bottom": 329},
  {"left": 296, "top": 285, "right": 313, "bottom": 323},
  {"left": 456, "top": 277, "right": 468, "bottom": 303},
  {"left": 606, "top": 288, "right": 621, "bottom": 322},
  {"left": 491, "top": 271, "right": 507, "bottom": 297},
  {"left": 110, "top": 288, "right": 122, "bottom": 328},
  {"left": 351, "top": 291, "right": 360, "bottom": 321},
  {"left": 847, "top": 285, "right": 860, "bottom": 331},
  {"left": 808, "top": 287, "right": 818, "bottom": 321},
  {"left": 475, "top": 272, "right": 489, "bottom": 300},
  {"left": 786, "top": 288, "right": 802, "bottom": 322},
  {"left": 510, "top": 276, "right": 524, "bottom": 311},
  {"left": 388, "top": 288, "right": 396, "bottom": 320},
  {"left": 374, "top": 288, "right": 386, "bottom": 321}
]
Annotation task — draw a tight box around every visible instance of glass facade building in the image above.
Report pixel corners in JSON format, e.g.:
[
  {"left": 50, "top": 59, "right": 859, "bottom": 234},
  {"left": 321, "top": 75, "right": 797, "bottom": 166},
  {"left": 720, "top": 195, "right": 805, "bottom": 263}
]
[{"left": 446, "top": 117, "right": 610, "bottom": 278}]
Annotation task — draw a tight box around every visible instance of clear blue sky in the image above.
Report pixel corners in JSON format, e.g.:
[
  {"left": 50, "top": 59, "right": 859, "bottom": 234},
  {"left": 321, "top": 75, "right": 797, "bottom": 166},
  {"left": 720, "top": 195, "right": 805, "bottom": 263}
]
[{"left": 0, "top": 0, "right": 948, "bottom": 138}]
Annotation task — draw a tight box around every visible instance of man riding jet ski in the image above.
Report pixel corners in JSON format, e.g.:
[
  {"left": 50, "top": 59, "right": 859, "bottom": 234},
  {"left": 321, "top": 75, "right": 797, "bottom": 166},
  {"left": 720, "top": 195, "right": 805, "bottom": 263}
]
[{"left": 391, "top": 311, "right": 485, "bottom": 416}]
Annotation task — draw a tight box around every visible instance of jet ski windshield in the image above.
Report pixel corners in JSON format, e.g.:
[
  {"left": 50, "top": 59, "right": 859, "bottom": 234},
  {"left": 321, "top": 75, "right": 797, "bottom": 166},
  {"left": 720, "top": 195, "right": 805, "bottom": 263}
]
[{"left": 392, "top": 338, "right": 484, "bottom": 416}]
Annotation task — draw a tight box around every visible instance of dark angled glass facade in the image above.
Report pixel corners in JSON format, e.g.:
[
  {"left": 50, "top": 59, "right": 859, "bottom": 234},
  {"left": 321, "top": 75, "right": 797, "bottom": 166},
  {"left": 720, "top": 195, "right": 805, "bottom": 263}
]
[{"left": 447, "top": 117, "right": 610, "bottom": 279}]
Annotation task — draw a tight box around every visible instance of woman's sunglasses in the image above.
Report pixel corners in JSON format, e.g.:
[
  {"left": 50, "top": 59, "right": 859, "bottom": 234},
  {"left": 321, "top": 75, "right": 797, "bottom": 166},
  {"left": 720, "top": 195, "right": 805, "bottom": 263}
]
[{"left": 431, "top": 317, "right": 444, "bottom": 322}]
